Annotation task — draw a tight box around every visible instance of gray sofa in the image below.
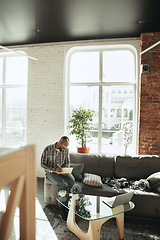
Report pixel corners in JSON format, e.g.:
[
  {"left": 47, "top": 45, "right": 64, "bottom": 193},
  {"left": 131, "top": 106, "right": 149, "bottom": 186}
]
[{"left": 44, "top": 153, "right": 160, "bottom": 221}]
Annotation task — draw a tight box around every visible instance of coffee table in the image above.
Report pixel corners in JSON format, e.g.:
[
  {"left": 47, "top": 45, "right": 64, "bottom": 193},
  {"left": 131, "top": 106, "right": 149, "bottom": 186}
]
[{"left": 57, "top": 194, "right": 135, "bottom": 240}]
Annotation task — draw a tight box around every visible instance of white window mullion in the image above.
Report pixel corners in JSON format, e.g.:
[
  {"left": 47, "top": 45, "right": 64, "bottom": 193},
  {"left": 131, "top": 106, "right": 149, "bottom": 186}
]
[
  {"left": 2, "top": 88, "right": 6, "bottom": 147},
  {"left": 133, "top": 83, "right": 137, "bottom": 154},
  {"left": 66, "top": 84, "right": 70, "bottom": 136},
  {"left": 2, "top": 58, "right": 6, "bottom": 147},
  {"left": 98, "top": 85, "right": 102, "bottom": 153},
  {"left": 98, "top": 51, "right": 103, "bottom": 153}
]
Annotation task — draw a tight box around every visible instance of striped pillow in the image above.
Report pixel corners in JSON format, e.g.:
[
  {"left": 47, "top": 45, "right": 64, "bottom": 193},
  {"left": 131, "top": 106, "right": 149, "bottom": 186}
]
[{"left": 83, "top": 173, "right": 103, "bottom": 187}]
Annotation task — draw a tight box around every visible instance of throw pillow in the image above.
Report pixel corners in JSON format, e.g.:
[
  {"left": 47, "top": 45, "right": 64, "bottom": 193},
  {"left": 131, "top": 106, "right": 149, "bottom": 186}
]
[
  {"left": 83, "top": 173, "right": 103, "bottom": 187},
  {"left": 70, "top": 163, "right": 85, "bottom": 182},
  {"left": 147, "top": 172, "right": 160, "bottom": 189}
]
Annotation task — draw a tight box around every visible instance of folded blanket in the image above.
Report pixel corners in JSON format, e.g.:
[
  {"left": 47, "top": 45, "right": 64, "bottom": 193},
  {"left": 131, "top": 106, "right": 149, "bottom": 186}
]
[{"left": 102, "top": 177, "right": 150, "bottom": 191}]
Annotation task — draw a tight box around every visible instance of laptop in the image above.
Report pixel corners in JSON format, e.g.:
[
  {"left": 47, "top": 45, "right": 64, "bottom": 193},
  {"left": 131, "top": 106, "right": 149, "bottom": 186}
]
[{"left": 102, "top": 192, "right": 134, "bottom": 208}]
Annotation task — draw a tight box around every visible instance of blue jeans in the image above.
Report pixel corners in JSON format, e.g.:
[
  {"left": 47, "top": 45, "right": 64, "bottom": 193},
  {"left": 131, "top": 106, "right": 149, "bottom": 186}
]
[{"left": 46, "top": 172, "right": 75, "bottom": 207}]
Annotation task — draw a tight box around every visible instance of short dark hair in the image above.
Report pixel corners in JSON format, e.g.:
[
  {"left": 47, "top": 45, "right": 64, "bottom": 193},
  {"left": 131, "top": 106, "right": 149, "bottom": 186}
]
[{"left": 61, "top": 136, "right": 69, "bottom": 141}]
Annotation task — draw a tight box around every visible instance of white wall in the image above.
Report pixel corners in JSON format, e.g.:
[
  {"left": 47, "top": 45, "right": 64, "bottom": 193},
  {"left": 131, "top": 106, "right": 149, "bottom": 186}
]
[
  {"left": 26, "top": 44, "right": 66, "bottom": 177},
  {"left": 12, "top": 38, "right": 140, "bottom": 177}
]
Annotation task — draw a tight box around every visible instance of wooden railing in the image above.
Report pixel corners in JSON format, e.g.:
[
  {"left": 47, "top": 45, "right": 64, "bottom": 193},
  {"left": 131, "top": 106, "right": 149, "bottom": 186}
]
[{"left": 0, "top": 145, "right": 36, "bottom": 240}]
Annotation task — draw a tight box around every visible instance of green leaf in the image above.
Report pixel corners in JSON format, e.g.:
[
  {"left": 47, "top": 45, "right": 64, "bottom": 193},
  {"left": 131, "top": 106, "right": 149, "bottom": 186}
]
[{"left": 68, "top": 107, "right": 94, "bottom": 148}]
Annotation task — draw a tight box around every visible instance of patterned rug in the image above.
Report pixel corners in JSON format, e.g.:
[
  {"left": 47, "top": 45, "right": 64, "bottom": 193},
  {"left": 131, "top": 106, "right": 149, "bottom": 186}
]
[{"left": 43, "top": 205, "right": 160, "bottom": 240}]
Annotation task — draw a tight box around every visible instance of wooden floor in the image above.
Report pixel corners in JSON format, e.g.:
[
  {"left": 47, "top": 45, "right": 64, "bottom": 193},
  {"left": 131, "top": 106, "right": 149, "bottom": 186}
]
[{"left": 0, "top": 178, "right": 59, "bottom": 240}]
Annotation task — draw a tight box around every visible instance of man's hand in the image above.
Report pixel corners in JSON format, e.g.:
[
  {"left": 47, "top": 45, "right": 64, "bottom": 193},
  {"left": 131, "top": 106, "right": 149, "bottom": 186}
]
[
  {"left": 56, "top": 166, "right": 63, "bottom": 172},
  {"left": 56, "top": 164, "right": 63, "bottom": 172}
]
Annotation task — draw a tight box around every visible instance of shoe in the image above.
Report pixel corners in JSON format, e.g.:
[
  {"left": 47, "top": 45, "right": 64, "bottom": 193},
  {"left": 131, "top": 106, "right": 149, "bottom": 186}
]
[{"left": 59, "top": 208, "right": 68, "bottom": 223}]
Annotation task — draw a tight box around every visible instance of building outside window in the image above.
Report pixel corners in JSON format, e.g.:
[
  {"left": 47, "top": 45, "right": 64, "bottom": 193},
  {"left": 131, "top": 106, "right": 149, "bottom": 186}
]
[
  {"left": 0, "top": 52, "right": 28, "bottom": 147},
  {"left": 66, "top": 45, "right": 137, "bottom": 155}
]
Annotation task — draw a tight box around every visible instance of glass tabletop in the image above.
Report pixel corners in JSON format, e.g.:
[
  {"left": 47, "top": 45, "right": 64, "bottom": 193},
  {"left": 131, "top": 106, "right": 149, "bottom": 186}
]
[{"left": 57, "top": 194, "right": 135, "bottom": 221}]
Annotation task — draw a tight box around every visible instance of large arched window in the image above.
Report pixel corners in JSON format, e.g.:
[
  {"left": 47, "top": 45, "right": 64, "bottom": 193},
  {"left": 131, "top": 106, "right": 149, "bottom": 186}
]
[
  {"left": 66, "top": 45, "right": 137, "bottom": 155},
  {"left": 0, "top": 52, "right": 28, "bottom": 147}
]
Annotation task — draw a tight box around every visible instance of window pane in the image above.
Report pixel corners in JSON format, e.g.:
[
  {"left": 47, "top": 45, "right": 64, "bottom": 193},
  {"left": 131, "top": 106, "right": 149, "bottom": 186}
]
[
  {"left": 102, "top": 85, "right": 134, "bottom": 155},
  {"left": 0, "top": 89, "right": 2, "bottom": 146},
  {"left": 6, "top": 56, "right": 28, "bottom": 85},
  {"left": 69, "top": 86, "right": 99, "bottom": 153},
  {"left": 5, "top": 88, "right": 27, "bottom": 147},
  {"left": 103, "top": 50, "right": 135, "bottom": 82},
  {"left": 0, "top": 58, "right": 3, "bottom": 84},
  {"left": 69, "top": 52, "right": 99, "bottom": 83}
]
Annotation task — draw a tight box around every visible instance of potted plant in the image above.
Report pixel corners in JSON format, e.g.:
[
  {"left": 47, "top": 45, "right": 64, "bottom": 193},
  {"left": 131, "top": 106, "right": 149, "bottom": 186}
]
[
  {"left": 68, "top": 107, "right": 94, "bottom": 153},
  {"left": 76, "top": 196, "right": 91, "bottom": 219},
  {"left": 70, "top": 183, "right": 82, "bottom": 200}
]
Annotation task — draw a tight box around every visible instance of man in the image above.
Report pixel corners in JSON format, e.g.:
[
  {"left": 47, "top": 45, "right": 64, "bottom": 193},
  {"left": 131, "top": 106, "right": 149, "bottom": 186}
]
[{"left": 41, "top": 136, "right": 75, "bottom": 222}]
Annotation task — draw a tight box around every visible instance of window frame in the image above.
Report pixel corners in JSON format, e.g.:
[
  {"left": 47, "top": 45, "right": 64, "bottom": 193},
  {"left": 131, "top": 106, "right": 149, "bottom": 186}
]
[
  {"left": 0, "top": 52, "right": 28, "bottom": 147},
  {"left": 65, "top": 44, "right": 138, "bottom": 154}
]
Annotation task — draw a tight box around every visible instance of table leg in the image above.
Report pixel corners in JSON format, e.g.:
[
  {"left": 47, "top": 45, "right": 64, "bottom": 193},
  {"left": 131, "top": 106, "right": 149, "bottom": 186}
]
[
  {"left": 67, "top": 204, "right": 104, "bottom": 240},
  {"left": 87, "top": 218, "right": 108, "bottom": 240},
  {"left": 113, "top": 205, "right": 124, "bottom": 240},
  {"left": 67, "top": 198, "right": 124, "bottom": 240},
  {"left": 115, "top": 213, "right": 124, "bottom": 239},
  {"left": 67, "top": 198, "right": 88, "bottom": 239}
]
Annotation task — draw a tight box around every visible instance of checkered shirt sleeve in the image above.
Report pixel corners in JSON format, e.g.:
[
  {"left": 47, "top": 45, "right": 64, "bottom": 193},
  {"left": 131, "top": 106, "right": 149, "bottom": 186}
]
[{"left": 41, "top": 144, "right": 70, "bottom": 171}]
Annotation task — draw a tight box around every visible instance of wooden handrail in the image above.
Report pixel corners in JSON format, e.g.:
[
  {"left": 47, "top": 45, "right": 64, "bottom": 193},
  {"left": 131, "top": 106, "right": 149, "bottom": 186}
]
[{"left": 0, "top": 145, "right": 36, "bottom": 240}]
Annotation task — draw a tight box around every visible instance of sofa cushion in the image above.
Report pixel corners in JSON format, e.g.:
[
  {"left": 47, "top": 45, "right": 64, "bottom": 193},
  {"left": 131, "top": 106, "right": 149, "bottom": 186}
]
[
  {"left": 124, "top": 189, "right": 160, "bottom": 219},
  {"left": 70, "top": 163, "right": 85, "bottom": 182},
  {"left": 115, "top": 155, "right": 160, "bottom": 180},
  {"left": 83, "top": 173, "right": 103, "bottom": 187},
  {"left": 147, "top": 172, "right": 160, "bottom": 189},
  {"left": 77, "top": 181, "right": 125, "bottom": 197},
  {"left": 70, "top": 153, "right": 115, "bottom": 178}
]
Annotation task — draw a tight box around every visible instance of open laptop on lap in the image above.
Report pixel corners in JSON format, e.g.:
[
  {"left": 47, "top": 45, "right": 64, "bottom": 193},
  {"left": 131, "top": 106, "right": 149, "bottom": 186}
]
[{"left": 102, "top": 192, "right": 134, "bottom": 208}]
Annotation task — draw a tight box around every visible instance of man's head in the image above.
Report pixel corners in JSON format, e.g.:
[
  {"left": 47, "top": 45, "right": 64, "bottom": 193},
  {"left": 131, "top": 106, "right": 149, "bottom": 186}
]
[{"left": 57, "top": 136, "right": 69, "bottom": 150}]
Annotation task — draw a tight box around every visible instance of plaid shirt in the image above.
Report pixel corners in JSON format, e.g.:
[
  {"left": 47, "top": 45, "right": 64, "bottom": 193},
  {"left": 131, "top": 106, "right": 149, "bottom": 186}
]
[{"left": 41, "top": 143, "right": 70, "bottom": 172}]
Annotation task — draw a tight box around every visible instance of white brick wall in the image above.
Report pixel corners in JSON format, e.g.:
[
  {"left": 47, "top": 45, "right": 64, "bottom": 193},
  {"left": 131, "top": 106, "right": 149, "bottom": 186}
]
[
  {"left": 25, "top": 45, "right": 66, "bottom": 177},
  {"left": 13, "top": 38, "right": 140, "bottom": 177}
]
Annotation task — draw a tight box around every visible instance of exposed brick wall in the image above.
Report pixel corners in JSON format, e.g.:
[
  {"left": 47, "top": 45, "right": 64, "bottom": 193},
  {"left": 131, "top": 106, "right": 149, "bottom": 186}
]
[{"left": 139, "top": 32, "right": 160, "bottom": 155}]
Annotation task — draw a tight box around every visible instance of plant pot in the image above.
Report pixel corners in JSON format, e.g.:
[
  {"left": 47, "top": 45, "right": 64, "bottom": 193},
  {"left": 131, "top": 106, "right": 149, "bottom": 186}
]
[{"left": 77, "top": 147, "right": 90, "bottom": 154}]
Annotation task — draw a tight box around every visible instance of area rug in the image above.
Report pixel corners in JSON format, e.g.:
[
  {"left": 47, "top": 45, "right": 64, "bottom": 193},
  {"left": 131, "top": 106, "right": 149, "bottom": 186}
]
[{"left": 43, "top": 205, "right": 160, "bottom": 240}]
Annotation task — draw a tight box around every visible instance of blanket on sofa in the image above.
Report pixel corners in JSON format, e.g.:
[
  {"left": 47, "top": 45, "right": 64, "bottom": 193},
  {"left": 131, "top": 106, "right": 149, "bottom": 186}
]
[{"left": 102, "top": 177, "right": 150, "bottom": 191}]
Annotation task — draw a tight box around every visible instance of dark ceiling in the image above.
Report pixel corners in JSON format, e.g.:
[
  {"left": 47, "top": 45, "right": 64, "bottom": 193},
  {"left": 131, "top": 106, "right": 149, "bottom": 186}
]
[{"left": 0, "top": 0, "right": 160, "bottom": 47}]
